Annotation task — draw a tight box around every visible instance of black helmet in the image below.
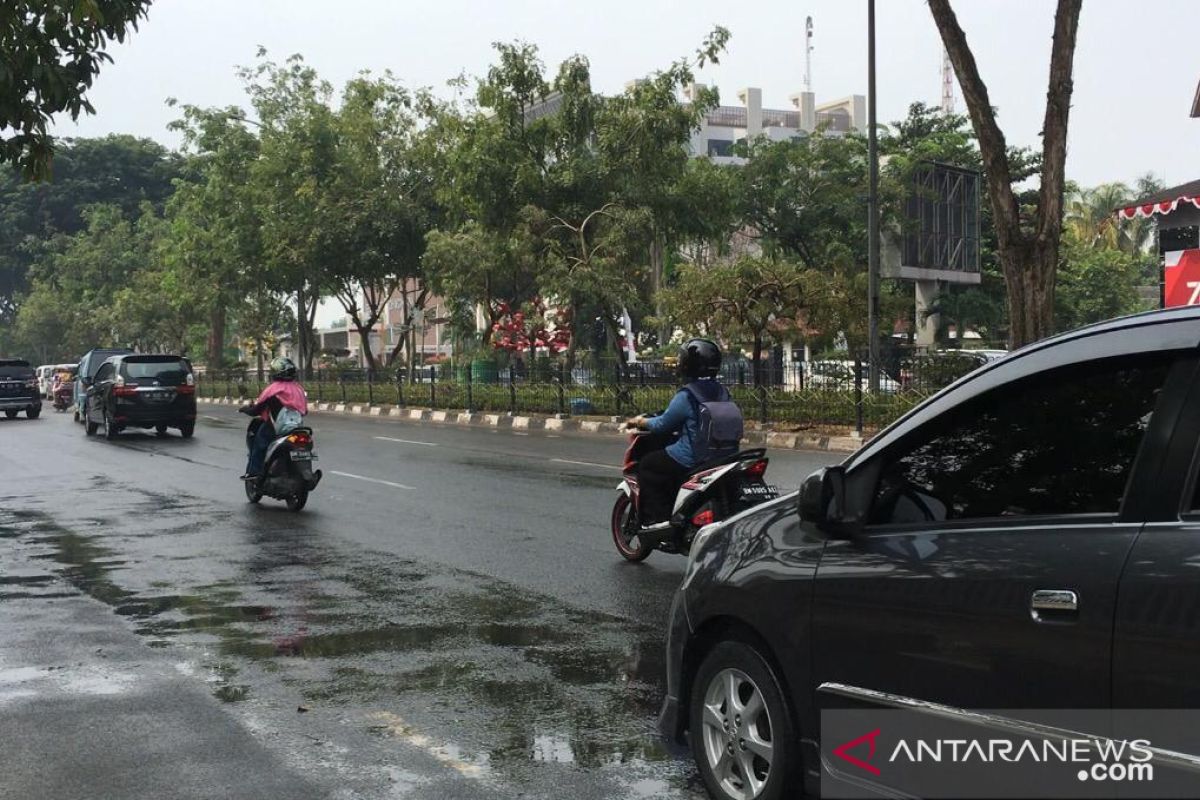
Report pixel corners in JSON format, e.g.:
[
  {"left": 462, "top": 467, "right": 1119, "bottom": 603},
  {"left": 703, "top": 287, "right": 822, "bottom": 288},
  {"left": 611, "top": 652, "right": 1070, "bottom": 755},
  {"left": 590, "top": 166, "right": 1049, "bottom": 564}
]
[
  {"left": 270, "top": 357, "right": 298, "bottom": 382},
  {"left": 677, "top": 338, "right": 721, "bottom": 380}
]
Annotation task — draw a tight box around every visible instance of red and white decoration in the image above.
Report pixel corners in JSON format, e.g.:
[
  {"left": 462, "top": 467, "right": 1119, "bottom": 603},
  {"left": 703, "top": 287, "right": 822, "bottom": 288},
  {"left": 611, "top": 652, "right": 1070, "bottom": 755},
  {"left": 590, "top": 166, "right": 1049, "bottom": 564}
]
[
  {"left": 1164, "top": 249, "right": 1200, "bottom": 307},
  {"left": 1118, "top": 195, "right": 1200, "bottom": 221}
]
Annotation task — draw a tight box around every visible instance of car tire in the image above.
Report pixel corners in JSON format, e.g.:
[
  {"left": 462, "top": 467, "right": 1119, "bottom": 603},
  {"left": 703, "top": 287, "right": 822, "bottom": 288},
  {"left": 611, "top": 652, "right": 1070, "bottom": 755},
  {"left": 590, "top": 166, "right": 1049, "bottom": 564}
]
[
  {"left": 179, "top": 421, "right": 195, "bottom": 439},
  {"left": 26, "top": 407, "right": 39, "bottom": 419},
  {"left": 4, "top": 409, "right": 16, "bottom": 419},
  {"left": 103, "top": 410, "right": 118, "bottom": 441},
  {"left": 85, "top": 405, "right": 98, "bottom": 436},
  {"left": 155, "top": 424, "right": 168, "bottom": 436},
  {"left": 689, "top": 640, "right": 800, "bottom": 800}
]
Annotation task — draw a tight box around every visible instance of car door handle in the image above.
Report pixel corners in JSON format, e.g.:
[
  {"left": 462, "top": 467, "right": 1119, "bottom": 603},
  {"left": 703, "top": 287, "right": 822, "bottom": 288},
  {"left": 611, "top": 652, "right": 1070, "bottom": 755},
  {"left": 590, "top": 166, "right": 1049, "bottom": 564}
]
[{"left": 1031, "top": 589, "right": 1078, "bottom": 621}]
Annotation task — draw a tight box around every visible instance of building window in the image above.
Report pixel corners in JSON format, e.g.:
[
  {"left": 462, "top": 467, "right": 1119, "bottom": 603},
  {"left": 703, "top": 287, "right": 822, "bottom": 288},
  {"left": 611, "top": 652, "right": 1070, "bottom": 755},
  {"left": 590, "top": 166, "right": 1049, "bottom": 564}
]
[{"left": 707, "top": 139, "right": 734, "bottom": 157}]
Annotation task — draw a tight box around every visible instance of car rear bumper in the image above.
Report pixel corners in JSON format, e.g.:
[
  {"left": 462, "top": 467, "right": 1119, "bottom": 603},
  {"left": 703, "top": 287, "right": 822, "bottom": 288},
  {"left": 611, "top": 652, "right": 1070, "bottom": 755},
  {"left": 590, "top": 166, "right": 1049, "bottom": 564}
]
[
  {"left": 0, "top": 397, "right": 40, "bottom": 410},
  {"left": 657, "top": 587, "right": 691, "bottom": 744}
]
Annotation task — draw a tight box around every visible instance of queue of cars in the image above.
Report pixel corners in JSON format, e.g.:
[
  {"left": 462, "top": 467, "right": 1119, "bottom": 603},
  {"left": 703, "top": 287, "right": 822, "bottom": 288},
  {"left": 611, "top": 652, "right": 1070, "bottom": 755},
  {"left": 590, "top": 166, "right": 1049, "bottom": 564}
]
[
  {"left": 661, "top": 306, "right": 1200, "bottom": 800},
  {"left": 2, "top": 348, "right": 198, "bottom": 439}
]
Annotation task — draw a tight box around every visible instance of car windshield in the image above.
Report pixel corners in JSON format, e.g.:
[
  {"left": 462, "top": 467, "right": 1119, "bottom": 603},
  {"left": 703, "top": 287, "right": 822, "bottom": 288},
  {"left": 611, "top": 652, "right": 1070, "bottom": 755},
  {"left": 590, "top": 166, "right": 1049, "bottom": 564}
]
[{"left": 122, "top": 358, "right": 191, "bottom": 385}]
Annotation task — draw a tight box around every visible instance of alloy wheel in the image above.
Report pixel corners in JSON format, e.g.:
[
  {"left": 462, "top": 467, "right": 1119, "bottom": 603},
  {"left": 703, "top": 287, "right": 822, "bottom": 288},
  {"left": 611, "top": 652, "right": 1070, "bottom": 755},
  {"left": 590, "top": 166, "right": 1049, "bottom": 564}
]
[{"left": 700, "top": 668, "right": 774, "bottom": 799}]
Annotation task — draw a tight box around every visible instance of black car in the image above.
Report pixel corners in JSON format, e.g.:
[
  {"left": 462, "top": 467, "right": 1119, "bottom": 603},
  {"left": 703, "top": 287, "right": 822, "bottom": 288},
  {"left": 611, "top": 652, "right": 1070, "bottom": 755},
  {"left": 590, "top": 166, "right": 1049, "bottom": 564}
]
[
  {"left": 661, "top": 306, "right": 1200, "bottom": 800},
  {"left": 0, "top": 359, "right": 42, "bottom": 419},
  {"left": 84, "top": 354, "right": 197, "bottom": 439}
]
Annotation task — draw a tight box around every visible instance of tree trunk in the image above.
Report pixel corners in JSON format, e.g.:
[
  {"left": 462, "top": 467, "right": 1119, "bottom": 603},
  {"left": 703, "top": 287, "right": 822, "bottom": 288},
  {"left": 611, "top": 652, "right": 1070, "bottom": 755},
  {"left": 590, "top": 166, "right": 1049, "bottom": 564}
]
[
  {"left": 207, "top": 303, "right": 226, "bottom": 369},
  {"left": 999, "top": 241, "right": 1057, "bottom": 348},
  {"left": 751, "top": 332, "right": 764, "bottom": 387},
  {"left": 255, "top": 338, "right": 265, "bottom": 381},
  {"left": 355, "top": 325, "right": 380, "bottom": 372},
  {"left": 929, "top": 0, "right": 1081, "bottom": 349}
]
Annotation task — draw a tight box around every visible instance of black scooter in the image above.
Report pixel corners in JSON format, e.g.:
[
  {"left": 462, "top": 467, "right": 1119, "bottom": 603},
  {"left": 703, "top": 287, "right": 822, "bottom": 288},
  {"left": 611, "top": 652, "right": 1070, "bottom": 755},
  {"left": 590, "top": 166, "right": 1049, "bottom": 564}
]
[{"left": 244, "top": 418, "right": 322, "bottom": 511}]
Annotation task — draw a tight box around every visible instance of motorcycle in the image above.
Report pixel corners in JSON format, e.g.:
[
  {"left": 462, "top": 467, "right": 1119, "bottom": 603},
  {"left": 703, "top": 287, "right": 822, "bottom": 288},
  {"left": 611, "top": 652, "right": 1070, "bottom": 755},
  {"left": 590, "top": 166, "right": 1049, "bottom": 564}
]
[
  {"left": 52, "top": 381, "right": 73, "bottom": 412},
  {"left": 243, "top": 418, "right": 323, "bottom": 511},
  {"left": 611, "top": 431, "right": 779, "bottom": 562}
]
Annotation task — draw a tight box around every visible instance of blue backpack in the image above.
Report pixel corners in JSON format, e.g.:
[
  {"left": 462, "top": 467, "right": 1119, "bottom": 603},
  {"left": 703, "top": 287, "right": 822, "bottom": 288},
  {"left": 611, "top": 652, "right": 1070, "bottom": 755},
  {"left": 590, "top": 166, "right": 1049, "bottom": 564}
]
[{"left": 683, "top": 381, "right": 744, "bottom": 464}]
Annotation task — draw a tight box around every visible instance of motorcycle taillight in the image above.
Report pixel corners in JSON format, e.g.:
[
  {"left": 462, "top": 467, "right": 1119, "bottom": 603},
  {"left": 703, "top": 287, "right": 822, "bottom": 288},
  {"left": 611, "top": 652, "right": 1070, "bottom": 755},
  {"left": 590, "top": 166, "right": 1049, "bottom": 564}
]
[{"left": 287, "top": 432, "right": 312, "bottom": 448}]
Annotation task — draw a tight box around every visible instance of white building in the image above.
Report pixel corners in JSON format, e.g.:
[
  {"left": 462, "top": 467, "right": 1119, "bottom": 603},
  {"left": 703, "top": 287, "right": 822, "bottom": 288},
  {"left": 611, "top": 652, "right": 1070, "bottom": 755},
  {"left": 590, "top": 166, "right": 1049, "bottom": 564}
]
[{"left": 682, "top": 84, "right": 866, "bottom": 164}]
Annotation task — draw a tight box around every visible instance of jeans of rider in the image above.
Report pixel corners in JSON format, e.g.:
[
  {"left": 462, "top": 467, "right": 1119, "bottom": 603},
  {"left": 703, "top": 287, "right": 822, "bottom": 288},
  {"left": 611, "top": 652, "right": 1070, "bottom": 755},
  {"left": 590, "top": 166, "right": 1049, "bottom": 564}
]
[
  {"left": 247, "top": 421, "right": 276, "bottom": 476},
  {"left": 638, "top": 449, "right": 691, "bottom": 525}
]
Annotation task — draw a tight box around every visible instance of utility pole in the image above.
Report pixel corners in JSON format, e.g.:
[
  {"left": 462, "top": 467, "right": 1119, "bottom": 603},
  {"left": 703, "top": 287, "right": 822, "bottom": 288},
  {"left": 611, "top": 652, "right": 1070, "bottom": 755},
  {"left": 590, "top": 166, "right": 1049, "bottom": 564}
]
[{"left": 866, "top": 0, "right": 881, "bottom": 391}]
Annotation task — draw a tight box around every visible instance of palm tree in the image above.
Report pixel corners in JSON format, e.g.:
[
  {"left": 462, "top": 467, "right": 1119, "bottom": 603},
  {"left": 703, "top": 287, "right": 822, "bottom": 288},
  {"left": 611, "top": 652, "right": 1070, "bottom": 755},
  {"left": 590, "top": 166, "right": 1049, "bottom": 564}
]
[{"left": 1064, "top": 175, "right": 1165, "bottom": 254}]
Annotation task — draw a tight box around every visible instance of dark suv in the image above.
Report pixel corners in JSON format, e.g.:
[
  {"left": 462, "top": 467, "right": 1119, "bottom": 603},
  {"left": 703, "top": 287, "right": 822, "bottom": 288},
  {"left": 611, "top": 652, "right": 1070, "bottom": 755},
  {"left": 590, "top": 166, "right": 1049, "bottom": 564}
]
[
  {"left": 84, "top": 354, "right": 197, "bottom": 439},
  {"left": 0, "top": 359, "right": 42, "bottom": 419},
  {"left": 661, "top": 306, "right": 1200, "bottom": 800}
]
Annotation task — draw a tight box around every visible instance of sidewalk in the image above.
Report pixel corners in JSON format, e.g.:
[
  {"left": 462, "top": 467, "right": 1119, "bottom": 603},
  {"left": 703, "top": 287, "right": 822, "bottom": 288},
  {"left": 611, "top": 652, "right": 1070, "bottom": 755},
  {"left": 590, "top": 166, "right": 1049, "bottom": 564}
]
[{"left": 198, "top": 397, "right": 864, "bottom": 453}]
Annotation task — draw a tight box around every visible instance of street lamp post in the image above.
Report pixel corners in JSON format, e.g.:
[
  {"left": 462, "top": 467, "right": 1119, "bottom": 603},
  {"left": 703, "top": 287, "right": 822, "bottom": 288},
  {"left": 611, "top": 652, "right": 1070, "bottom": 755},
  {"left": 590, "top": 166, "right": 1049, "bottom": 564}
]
[{"left": 866, "top": 0, "right": 881, "bottom": 392}]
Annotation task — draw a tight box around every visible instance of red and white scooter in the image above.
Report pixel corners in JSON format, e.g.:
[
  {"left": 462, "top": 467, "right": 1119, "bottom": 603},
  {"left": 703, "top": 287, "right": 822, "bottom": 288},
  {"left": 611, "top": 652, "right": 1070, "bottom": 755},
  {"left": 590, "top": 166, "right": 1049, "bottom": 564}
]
[{"left": 611, "top": 431, "right": 778, "bottom": 562}]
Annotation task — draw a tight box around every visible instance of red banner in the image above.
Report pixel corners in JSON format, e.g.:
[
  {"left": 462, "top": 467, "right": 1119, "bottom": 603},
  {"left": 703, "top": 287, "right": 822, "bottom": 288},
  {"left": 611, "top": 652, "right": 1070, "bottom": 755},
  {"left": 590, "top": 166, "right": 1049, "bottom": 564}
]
[{"left": 1165, "top": 249, "right": 1200, "bottom": 307}]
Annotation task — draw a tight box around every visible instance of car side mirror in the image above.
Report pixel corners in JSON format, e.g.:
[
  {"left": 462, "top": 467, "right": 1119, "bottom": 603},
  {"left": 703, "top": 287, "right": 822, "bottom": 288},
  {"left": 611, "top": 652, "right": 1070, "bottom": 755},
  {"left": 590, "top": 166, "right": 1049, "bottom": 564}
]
[{"left": 798, "top": 466, "right": 851, "bottom": 534}]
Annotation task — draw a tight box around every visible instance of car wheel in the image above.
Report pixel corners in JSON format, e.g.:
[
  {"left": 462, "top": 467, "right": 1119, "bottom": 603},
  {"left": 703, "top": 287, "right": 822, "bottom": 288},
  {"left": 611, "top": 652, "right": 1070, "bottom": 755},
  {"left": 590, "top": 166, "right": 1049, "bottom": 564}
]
[
  {"left": 155, "top": 424, "right": 168, "bottom": 436},
  {"left": 286, "top": 491, "right": 308, "bottom": 512},
  {"left": 4, "top": 409, "right": 17, "bottom": 419},
  {"left": 26, "top": 407, "right": 40, "bottom": 419},
  {"left": 85, "top": 405, "right": 98, "bottom": 436},
  {"left": 611, "top": 492, "right": 652, "bottom": 562},
  {"left": 179, "top": 421, "right": 195, "bottom": 439},
  {"left": 103, "top": 410, "right": 118, "bottom": 441},
  {"left": 690, "top": 640, "right": 800, "bottom": 800}
]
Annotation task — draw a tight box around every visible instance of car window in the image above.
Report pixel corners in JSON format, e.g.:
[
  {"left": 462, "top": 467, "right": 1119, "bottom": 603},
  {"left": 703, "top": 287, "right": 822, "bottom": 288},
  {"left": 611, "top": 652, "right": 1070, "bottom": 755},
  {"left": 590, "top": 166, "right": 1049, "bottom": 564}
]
[
  {"left": 868, "top": 353, "right": 1172, "bottom": 525},
  {"left": 122, "top": 358, "right": 191, "bottom": 384},
  {"left": 94, "top": 363, "right": 115, "bottom": 383}
]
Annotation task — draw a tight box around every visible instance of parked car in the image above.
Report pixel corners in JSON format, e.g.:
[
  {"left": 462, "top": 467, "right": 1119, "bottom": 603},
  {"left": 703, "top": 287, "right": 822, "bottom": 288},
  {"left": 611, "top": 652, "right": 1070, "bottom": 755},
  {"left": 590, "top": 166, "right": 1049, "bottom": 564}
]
[
  {"left": 83, "top": 354, "right": 196, "bottom": 439},
  {"left": 0, "top": 359, "right": 41, "bottom": 419},
  {"left": 659, "top": 306, "right": 1200, "bottom": 800},
  {"left": 74, "top": 347, "right": 134, "bottom": 422},
  {"left": 803, "top": 359, "right": 901, "bottom": 393}
]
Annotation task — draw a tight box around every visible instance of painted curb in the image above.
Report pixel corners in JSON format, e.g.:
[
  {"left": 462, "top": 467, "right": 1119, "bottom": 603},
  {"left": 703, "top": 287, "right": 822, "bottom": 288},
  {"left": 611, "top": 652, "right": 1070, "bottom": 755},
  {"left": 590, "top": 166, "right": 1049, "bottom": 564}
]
[{"left": 197, "top": 397, "right": 859, "bottom": 453}]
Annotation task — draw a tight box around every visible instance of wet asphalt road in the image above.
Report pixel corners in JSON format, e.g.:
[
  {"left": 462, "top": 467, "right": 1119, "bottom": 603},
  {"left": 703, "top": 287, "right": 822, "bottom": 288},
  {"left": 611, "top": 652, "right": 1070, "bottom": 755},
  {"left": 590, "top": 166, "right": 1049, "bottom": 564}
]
[{"left": 0, "top": 408, "right": 833, "bottom": 799}]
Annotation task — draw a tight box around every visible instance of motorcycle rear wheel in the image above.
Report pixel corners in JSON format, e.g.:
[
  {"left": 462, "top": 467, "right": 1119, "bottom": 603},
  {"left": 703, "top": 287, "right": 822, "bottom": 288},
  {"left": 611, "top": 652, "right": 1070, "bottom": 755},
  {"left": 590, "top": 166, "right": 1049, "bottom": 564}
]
[
  {"left": 286, "top": 491, "right": 308, "bottom": 512},
  {"left": 611, "top": 492, "right": 652, "bottom": 562}
]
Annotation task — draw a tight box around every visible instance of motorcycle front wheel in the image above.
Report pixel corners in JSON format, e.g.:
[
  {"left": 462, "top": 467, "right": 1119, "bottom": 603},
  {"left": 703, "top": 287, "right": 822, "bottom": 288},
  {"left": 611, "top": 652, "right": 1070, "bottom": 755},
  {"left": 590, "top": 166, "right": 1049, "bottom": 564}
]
[
  {"left": 611, "top": 492, "right": 652, "bottom": 562},
  {"left": 244, "top": 479, "right": 262, "bottom": 504}
]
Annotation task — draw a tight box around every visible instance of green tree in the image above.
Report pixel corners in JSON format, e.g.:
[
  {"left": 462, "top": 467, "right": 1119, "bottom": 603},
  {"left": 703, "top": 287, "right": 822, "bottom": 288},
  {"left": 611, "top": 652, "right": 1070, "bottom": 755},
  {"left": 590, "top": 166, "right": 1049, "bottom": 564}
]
[
  {"left": 660, "top": 256, "right": 810, "bottom": 383},
  {"left": 0, "top": 134, "right": 181, "bottom": 326},
  {"left": 1055, "top": 241, "right": 1147, "bottom": 331},
  {"left": 1, "top": 0, "right": 152, "bottom": 178}
]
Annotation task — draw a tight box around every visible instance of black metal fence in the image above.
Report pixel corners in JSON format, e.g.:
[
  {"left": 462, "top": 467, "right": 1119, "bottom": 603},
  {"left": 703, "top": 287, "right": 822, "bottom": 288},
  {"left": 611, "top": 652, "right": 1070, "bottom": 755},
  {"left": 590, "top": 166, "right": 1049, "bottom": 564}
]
[{"left": 198, "top": 349, "right": 1000, "bottom": 435}]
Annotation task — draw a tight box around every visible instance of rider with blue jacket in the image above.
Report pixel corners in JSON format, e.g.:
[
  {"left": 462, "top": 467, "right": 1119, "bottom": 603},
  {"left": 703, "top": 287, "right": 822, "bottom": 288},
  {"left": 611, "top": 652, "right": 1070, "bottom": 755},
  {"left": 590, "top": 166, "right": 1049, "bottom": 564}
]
[{"left": 628, "top": 338, "right": 743, "bottom": 532}]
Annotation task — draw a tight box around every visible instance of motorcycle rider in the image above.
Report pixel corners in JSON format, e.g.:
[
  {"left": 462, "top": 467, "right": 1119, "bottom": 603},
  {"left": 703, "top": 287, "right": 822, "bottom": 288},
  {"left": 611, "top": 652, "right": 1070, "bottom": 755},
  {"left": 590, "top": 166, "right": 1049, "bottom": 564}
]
[
  {"left": 239, "top": 357, "right": 309, "bottom": 480},
  {"left": 626, "top": 338, "right": 742, "bottom": 532}
]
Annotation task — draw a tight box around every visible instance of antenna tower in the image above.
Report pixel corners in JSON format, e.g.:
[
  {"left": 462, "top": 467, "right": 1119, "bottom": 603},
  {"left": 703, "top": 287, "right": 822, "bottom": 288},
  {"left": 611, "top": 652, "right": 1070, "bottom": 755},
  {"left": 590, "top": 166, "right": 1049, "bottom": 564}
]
[
  {"left": 940, "top": 48, "right": 955, "bottom": 113},
  {"left": 804, "top": 16, "right": 814, "bottom": 93}
]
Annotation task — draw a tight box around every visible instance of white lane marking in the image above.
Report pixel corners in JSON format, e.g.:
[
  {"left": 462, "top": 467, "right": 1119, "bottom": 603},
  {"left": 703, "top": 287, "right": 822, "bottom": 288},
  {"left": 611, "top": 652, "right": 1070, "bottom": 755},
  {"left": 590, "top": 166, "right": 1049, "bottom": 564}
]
[
  {"left": 374, "top": 436, "right": 438, "bottom": 447},
  {"left": 368, "top": 711, "right": 490, "bottom": 780},
  {"left": 329, "top": 471, "right": 414, "bottom": 490},
  {"left": 203, "top": 415, "right": 225, "bottom": 422},
  {"left": 551, "top": 458, "right": 621, "bottom": 471}
]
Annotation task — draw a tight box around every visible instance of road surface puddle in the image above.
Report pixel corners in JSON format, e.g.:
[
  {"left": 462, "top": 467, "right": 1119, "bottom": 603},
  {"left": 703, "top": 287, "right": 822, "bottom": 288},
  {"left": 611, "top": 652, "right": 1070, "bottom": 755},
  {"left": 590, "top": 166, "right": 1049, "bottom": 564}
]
[{"left": 0, "top": 494, "right": 699, "bottom": 798}]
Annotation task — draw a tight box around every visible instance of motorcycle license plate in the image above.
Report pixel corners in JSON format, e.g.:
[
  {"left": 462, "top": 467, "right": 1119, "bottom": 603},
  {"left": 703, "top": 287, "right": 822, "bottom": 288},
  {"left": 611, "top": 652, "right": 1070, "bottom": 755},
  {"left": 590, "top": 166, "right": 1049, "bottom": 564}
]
[
  {"left": 289, "top": 450, "right": 313, "bottom": 461},
  {"left": 740, "top": 483, "right": 777, "bottom": 500}
]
